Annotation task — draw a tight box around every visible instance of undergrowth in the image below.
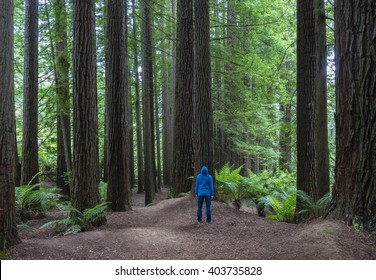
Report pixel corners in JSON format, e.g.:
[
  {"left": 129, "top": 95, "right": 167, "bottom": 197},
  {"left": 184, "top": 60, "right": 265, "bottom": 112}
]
[
  {"left": 216, "top": 164, "right": 331, "bottom": 222},
  {"left": 40, "top": 202, "right": 110, "bottom": 235}
]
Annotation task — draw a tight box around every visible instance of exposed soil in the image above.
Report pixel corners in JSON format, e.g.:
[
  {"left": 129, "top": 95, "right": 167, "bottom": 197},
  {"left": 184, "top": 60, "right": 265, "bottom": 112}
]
[{"left": 8, "top": 188, "right": 376, "bottom": 260}]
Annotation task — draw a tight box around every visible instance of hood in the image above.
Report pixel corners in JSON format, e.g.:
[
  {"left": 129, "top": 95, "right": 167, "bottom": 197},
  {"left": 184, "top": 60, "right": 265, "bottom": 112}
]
[{"left": 201, "top": 166, "right": 208, "bottom": 176}]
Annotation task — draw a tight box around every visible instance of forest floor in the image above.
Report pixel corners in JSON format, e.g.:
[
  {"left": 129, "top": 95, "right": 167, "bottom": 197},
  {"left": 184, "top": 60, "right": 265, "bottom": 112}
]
[{"left": 8, "top": 187, "right": 376, "bottom": 260}]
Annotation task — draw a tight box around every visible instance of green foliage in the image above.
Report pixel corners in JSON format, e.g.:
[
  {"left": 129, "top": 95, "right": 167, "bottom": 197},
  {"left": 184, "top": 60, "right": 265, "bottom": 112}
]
[
  {"left": 99, "top": 181, "right": 108, "bottom": 203},
  {"left": 296, "top": 191, "right": 331, "bottom": 218},
  {"left": 15, "top": 184, "right": 62, "bottom": 215},
  {"left": 257, "top": 187, "right": 297, "bottom": 223},
  {"left": 0, "top": 250, "right": 10, "bottom": 260},
  {"left": 216, "top": 164, "right": 300, "bottom": 222},
  {"left": 17, "top": 223, "right": 34, "bottom": 232},
  {"left": 215, "top": 164, "right": 250, "bottom": 208},
  {"left": 40, "top": 202, "right": 110, "bottom": 235}
]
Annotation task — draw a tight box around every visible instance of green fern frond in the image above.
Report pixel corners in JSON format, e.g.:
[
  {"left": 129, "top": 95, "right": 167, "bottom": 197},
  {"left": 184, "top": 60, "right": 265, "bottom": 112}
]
[
  {"left": 17, "top": 224, "right": 34, "bottom": 232},
  {"left": 83, "top": 202, "right": 110, "bottom": 224},
  {"left": 316, "top": 192, "right": 331, "bottom": 213},
  {"left": 58, "top": 204, "right": 83, "bottom": 217},
  {"left": 40, "top": 218, "right": 72, "bottom": 229},
  {"left": 296, "top": 191, "right": 331, "bottom": 218},
  {"left": 16, "top": 184, "right": 62, "bottom": 214},
  {"left": 63, "top": 225, "right": 82, "bottom": 235}
]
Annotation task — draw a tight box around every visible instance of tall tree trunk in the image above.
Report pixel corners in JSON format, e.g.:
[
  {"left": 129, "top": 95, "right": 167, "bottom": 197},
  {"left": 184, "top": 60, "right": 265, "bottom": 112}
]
[
  {"left": 221, "top": 0, "right": 236, "bottom": 167},
  {"left": 162, "top": 0, "right": 176, "bottom": 188},
  {"left": 21, "top": 0, "right": 39, "bottom": 185},
  {"left": 327, "top": 0, "right": 376, "bottom": 231},
  {"left": 213, "top": 0, "right": 222, "bottom": 171},
  {"left": 141, "top": 0, "right": 156, "bottom": 205},
  {"left": 132, "top": 0, "right": 144, "bottom": 194},
  {"left": 0, "top": 0, "right": 20, "bottom": 249},
  {"left": 161, "top": 29, "right": 172, "bottom": 187},
  {"left": 53, "top": 0, "right": 72, "bottom": 196},
  {"left": 128, "top": 70, "right": 135, "bottom": 189},
  {"left": 125, "top": 5, "right": 135, "bottom": 191},
  {"left": 153, "top": 45, "right": 162, "bottom": 191},
  {"left": 72, "top": 0, "right": 100, "bottom": 211},
  {"left": 314, "top": 0, "right": 330, "bottom": 201},
  {"left": 172, "top": 0, "right": 194, "bottom": 196},
  {"left": 296, "top": 0, "right": 328, "bottom": 208},
  {"left": 103, "top": 114, "right": 108, "bottom": 182},
  {"left": 106, "top": 0, "right": 132, "bottom": 211},
  {"left": 193, "top": 0, "right": 214, "bottom": 177},
  {"left": 15, "top": 136, "right": 21, "bottom": 188},
  {"left": 103, "top": 0, "right": 109, "bottom": 183}
]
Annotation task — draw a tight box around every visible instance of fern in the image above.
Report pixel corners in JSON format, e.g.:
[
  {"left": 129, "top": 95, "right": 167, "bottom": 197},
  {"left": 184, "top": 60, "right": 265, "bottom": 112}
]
[
  {"left": 297, "top": 191, "right": 331, "bottom": 218},
  {"left": 16, "top": 184, "right": 62, "bottom": 215},
  {"left": 216, "top": 164, "right": 251, "bottom": 207},
  {"left": 40, "top": 202, "right": 110, "bottom": 235},
  {"left": 258, "top": 187, "right": 297, "bottom": 223},
  {"left": 83, "top": 202, "right": 110, "bottom": 224},
  {"left": 17, "top": 223, "right": 34, "bottom": 232},
  {"left": 39, "top": 218, "right": 73, "bottom": 229},
  {"left": 64, "top": 225, "right": 82, "bottom": 235}
]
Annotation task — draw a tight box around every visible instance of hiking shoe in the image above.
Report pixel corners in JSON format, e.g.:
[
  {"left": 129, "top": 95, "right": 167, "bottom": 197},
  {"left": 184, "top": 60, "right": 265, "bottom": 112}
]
[
  {"left": 206, "top": 221, "right": 213, "bottom": 224},
  {"left": 196, "top": 220, "right": 202, "bottom": 224}
]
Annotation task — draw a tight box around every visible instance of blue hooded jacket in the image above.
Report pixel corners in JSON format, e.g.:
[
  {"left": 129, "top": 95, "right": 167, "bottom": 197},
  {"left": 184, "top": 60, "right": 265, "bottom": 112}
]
[{"left": 195, "top": 166, "right": 214, "bottom": 197}]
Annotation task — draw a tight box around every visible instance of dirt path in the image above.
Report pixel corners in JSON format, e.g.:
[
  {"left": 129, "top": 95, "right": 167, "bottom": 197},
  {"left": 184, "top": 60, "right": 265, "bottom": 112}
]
[{"left": 8, "top": 189, "right": 376, "bottom": 260}]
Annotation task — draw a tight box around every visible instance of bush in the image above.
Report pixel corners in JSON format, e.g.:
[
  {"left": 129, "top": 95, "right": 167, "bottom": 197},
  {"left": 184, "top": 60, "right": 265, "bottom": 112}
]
[
  {"left": 16, "top": 184, "right": 63, "bottom": 216},
  {"left": 40, "top": 202, "right": 110, "bottom": 235},
  {"left": 296, "top": 191, "right": 331, "bottom": 218},
  {"left": 215, "top": 164, "right": 251, "bottom": 208},
  {"left": 256, "top": 187, "right": 297, "bottom": 222}
]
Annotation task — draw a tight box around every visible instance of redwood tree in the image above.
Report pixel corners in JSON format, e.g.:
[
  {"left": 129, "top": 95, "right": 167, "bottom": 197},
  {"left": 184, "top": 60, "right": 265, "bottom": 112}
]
[
  {"left": 21, "top": 0, "right": 39, "bottom": 185},
  {"left": 327, "top": 0, "right": 376, "bottom": 231},
  {"left": 193, "top": 0, "right": 214, "bottom": 176},
  {"left": 72, "top": 0, "right": 100, "bottom": 211},
  {"left": 53, "top": 0, "right": 72, "bottom": 196},
  {"left": 132, "top": 0, "right": 144, "bottom": 194},
  {"left": 296, "top": 0, "right": 329, "bottom": 207},
  {"left": 172, "top": 0, "right": 194, "bottom": 196},
  {"left": 0, "top": 0, "right": 20, "bottom": 249},
  {"left": 106, "top": 0, "right": 132, "bottom": 211},
  {"left": 141, "top": 0, "right": 156, "bottom": 205}
]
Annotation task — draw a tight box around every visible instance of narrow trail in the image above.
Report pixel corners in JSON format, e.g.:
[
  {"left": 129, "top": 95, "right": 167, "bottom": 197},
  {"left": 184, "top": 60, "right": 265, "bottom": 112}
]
[{"left": 8, "top": 190, "right": 376, "bottom": 260}]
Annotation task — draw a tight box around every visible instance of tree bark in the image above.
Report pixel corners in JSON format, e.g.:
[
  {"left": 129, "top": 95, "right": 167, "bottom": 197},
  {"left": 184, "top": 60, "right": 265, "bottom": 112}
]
[
  {"left": 141, "top": 0, "right": 157, "bottom": 205},
  {"left": 128, "top": 70, "right": 135, "bottom": 190},
  {"left": 0, "top": 0, "right": 20, "bottom": 249},
  {"left": 132, "top": 0, "right": 144, "bottom": 194},
  {"left": 106, "top": 0, "right": 132, "bottom": 211},
  {"left": 161, "top": 28, "right": 172, "bottom": 187},
  {"left": 221, "top": 0, "right": 236, "bottom": 168},
  {"left": 21, "top": 0, "right": 39, "bottom": 186},
  {"left": 53, "top": 0, "right": 72, "bottom": 196},
  {"left": 296, "top": 0, "right": 329, "bottom": 207},
  {"left": 154, "top": 57, "right": 162, "bottom": 191},
  {"left": 72, "top": 0, "right": 100, "bottom": 211},
  {"left": 193, "top": 0, "right": 214, "bottom": 178},
  {"left": 327, "top": 0, "right": 376, "bottom": 231},
  {"left": 213, "top": 0, "right": 222, "bottom": 171},
  {"left": 162, "top": 0, "right": 176, "bottom": 188},
  {"left": 172, "top": 0, "right": 194, "bottom": 196}
]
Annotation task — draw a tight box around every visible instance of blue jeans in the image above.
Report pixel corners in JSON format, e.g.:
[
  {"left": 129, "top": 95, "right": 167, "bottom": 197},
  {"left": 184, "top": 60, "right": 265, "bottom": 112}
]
[{"left": 197, "top": 196, "right": 211, "bottom": 223}]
